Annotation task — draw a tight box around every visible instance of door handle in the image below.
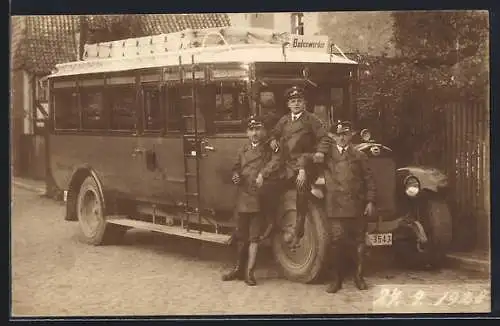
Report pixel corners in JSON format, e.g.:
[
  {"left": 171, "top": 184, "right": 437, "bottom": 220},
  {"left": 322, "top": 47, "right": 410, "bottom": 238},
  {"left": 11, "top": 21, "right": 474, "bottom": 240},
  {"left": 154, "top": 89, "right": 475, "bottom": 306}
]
[
  {"left": 132, "top": 147, "right": 146, "bottom": 157},
  {"left": 204, "top": 145, "right": 215, "bottom": 151}
]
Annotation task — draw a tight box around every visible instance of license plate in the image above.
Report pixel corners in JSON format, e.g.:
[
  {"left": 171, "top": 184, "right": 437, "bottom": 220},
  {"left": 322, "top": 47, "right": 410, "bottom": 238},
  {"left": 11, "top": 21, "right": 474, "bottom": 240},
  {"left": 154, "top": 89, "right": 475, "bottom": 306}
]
[{"left": 366, "top": 233, "right": 393, "bottom": 246}]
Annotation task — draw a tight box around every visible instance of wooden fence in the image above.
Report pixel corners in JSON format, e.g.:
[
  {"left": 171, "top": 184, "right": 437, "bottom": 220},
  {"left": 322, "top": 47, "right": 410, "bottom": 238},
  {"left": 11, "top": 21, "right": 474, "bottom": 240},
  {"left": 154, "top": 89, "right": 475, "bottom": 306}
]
[{"left": 413, "top": 100, "right": 490, "bottom": 250}]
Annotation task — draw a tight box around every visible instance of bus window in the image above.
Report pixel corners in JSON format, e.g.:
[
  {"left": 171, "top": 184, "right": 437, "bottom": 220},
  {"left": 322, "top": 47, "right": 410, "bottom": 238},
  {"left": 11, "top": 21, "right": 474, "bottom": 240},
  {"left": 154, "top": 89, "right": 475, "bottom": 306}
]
[
  {"left": 258, "top": 85, "right": 288, "bottom": 116},
  {"left": 81, "top": 89, "right": 106, "bottom": 130},
  {"left": 143, "top": 87, "right": 162, "bottom": 131},
  {"left": 108, "top": 86, "right": 137, "bottom": 131},
  {"left": 213, "top": 84, "right": 250, "bottom": 133},
  {"left": 54, "top": 89, "right": 79, "bottom": 130},
  {"left": 330, "top": 87, "right": 344, "bottom": 121},
  {"left": 165, "top": 87, "right": 182, "bottom": 132},
  {"left": 215, "top": 93, "right": 234, "bottom": 121}
]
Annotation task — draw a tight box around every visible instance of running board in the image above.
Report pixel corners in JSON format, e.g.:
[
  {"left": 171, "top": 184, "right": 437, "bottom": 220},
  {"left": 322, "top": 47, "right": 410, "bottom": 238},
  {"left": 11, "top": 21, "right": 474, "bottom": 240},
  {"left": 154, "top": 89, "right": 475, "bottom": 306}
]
[{"left": 106, "top": 217, "right": 231, "bottom": 245}]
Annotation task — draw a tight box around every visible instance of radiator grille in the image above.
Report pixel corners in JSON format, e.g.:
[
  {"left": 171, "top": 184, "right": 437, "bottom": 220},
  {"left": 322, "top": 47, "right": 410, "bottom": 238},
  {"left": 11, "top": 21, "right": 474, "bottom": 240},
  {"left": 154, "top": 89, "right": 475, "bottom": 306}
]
[{"left": 368, "top": 157, "right": 397, "bottom": 215}]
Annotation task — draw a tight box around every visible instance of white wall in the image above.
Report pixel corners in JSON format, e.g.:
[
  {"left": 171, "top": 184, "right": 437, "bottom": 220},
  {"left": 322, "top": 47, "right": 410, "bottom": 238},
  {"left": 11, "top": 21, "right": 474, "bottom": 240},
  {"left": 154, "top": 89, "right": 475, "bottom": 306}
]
[
  {"left": 22, "top": 71, "right": 33, "bottom": 135},
  {"left": 227, "top": 13, "right": 251, "bottom": 28},
  {"left": 303, "top": 12, "right": 320, "bottom": 35},
  {"left": 228, "top": 12, "right": 321, "bottom": 35}
]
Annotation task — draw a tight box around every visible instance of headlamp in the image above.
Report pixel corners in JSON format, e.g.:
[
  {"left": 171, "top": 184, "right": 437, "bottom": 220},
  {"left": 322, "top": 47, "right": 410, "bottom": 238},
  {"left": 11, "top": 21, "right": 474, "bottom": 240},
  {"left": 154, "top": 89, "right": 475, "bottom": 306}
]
[
  {"left": 360, "top": 129, "right": 371, "bottom": 142},
  {"left": 404, "top": 176, "right": 420, "bottom": 197}
]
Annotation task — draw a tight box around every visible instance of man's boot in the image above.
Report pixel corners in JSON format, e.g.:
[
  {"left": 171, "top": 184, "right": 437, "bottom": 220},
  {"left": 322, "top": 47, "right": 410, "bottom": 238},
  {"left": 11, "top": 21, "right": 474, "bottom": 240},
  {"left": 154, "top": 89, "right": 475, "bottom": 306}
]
[
  {"left": 325, "top": 246, "right": 344, "bottom": 293},
  {"left": 290, "top": 193, "right": 307, "bottom": 249},
  {"left": 354, "top": 243, "right": 368, "bottom": 290},
  {"left": 222, "top": 242, "right": 247, "bottom": 281},
  {"left": 245, "top": 242, "right": 258, "bottom": 286}
]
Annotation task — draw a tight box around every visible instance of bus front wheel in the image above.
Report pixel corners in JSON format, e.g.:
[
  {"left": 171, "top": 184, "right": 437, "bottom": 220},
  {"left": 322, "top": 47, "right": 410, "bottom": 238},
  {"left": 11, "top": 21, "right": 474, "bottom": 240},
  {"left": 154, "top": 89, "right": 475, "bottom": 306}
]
[
  {"left": 76, "top": 176, "right": 127, "bottom": 245},
  {"left": 272, "top": 203, "right": 330, "bottom": 284}
]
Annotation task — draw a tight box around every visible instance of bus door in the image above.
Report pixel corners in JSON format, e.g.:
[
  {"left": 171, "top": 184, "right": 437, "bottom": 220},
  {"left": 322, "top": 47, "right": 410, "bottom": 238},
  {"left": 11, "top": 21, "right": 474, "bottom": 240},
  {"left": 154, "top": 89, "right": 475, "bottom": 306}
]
[
  {"left": 196, "top": 82, "right": 249, "bottom": 214},
  {"left": 131, "top": 82, "right": 174, "bottom": 203},
  {"left": 133, "top": 82, "right": 205, "bottom": 208}
]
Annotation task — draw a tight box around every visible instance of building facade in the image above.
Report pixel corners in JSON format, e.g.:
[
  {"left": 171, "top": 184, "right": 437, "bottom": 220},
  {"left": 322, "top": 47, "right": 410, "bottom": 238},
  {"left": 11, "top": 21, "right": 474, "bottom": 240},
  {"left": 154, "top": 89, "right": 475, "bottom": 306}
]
[
  {"left": 10, "top": 14, "right": 231, "bottom": 181},
  {"left": 228, "top": 12, "right": 321, "bottom": 35},
  {"left": 228, "top": 12, "right": 396, "bottom": 56}
]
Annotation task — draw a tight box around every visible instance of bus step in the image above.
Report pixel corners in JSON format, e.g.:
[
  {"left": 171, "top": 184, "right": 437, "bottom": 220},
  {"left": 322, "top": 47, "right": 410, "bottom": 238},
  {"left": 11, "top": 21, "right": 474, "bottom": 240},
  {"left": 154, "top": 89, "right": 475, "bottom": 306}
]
[
  {"left": 185, "top": 172, "right": 197, "bottom": 177},
  {"left": 182, "top": 115, "right": 195, "bottom": 118},
  {"left": 106, "top": 218, "right": 231, "bottom": 245},
  {"left": 186, "top": 192, "right": 199, "bottom": 197}
]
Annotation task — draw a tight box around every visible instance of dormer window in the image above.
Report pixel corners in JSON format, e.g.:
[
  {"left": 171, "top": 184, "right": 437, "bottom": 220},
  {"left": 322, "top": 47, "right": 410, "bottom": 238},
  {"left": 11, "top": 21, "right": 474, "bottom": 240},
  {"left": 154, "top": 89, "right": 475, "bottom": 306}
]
[{"left": 291, "top": 13, "right": 304, "bottom": 35}]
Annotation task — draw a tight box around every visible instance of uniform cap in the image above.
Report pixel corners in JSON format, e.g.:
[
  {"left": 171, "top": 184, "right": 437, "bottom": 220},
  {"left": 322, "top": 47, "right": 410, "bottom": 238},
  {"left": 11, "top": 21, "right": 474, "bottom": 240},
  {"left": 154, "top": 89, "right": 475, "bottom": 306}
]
[
  {"left": 247, "top": 115, "right": 265, "bottom": 129},
  {"left": 284, "top": 86, "right": 305, "bottom": 100},
  {"left": 331, "top": 120, "right": 354, "bottom": 135}
]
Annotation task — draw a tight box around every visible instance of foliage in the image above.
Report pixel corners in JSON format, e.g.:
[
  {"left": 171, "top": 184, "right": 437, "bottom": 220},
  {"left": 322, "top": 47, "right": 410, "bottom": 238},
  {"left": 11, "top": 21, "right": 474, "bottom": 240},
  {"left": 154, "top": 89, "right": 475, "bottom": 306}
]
[
  {"left": 320, "top": 11, "right": 489, "bottom": 166},
  {"left": 83, "top": 15, "right": 148, "bottom": 44}
]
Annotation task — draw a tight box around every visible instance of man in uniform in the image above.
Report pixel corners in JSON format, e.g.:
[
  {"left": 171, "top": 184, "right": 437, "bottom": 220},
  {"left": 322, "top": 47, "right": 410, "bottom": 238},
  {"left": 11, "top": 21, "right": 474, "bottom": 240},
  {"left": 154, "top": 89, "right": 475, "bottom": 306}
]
[
  {"left": 222, "top": 116, "right": 282, "bottom": 286},
  {"left": 269, "top": 86, "right": 331, "bottom": 248},
  {"left": 305, "top": 120, "right": 376, "bottom": 293}
]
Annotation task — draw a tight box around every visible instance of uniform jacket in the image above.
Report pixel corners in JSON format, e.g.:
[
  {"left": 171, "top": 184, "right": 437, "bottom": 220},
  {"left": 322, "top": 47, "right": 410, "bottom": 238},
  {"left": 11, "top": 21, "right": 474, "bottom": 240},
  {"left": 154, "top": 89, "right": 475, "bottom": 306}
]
[
  {"left": 233, "top": 141, "right": 282, "bottom": 213},
  {"left": 302, "top": 144, "right": 376, "bottom": 218},
  {"left": 270, "top": 111, "right": 331, "bottom": 179}
]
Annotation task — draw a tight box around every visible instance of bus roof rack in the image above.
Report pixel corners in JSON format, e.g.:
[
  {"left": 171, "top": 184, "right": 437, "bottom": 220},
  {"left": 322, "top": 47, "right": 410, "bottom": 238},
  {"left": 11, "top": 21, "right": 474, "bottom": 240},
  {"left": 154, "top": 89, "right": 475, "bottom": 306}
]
[
  {"left": 82, "top": 26, "right": 290, "bottom": 61},
  {"left": 48, "top": 27, "right": 358, "bottom": 78}
]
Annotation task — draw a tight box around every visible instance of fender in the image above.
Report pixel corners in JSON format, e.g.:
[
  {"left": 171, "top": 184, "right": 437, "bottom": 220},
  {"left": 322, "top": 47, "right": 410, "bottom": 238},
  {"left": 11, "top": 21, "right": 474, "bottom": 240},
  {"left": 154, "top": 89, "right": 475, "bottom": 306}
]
[
  {"left": 397, "top": 166, "right": 448, "bottom": 192},
  {"left": 354, "top": 142, "right": 393, "bottom": 158},
  {"left": 65, "top": 164, "right": 107, "bottom": 221}
]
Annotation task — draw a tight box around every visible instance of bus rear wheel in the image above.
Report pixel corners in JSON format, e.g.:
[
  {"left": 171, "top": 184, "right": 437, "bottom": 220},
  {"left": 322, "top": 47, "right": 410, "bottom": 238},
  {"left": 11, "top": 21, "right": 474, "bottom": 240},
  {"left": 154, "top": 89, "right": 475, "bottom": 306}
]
[
  {"left": 76, "top": 176, "right": 127, "bottom": 245},
  {"left": 272, "top": 203, "right": 330, "bottom": 284}
]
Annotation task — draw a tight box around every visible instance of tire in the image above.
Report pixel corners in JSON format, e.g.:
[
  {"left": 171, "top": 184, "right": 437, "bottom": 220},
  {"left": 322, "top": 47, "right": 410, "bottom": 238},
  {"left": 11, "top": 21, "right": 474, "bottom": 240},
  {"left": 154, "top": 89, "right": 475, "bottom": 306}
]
[
  {"left": 272, "top": 202, "right": 330, "bottom": 283},
  {"left": 395, "top": 199, "right": 452, "bottom": 269},
  {"left": 76, "top": 176, "right": 127, "bottom": 245}
]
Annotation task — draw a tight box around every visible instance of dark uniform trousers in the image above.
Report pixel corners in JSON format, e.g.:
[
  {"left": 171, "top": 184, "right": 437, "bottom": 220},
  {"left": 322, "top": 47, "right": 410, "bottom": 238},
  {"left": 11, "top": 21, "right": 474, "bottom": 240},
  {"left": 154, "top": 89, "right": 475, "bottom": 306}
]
[
  {"left": 270, "top": 111, "right": 331, "bottom": 239},
  {"left": 329, "top": 217, "right": 367, "bottom": 267},
  {"left": 235, "top": 179, "right": 282, "bottom": 243}
]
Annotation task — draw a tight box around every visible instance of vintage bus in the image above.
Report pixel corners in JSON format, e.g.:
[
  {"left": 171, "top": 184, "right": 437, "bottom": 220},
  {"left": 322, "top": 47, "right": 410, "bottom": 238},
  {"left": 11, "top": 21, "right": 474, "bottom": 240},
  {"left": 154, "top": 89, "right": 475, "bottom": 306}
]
[{"left": 45, "top": 27, "right": 452, "bottom": 283}]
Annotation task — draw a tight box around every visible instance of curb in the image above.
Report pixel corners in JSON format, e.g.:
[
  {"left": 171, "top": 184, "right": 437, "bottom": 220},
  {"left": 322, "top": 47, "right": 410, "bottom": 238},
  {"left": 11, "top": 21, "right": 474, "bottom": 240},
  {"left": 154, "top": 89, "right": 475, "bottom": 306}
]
[
  {"left": 12, "top": 181, "right": 47, "bottom": 195},
  {"left": 446, "top": 253, "right": 490, "bottom": 275}
]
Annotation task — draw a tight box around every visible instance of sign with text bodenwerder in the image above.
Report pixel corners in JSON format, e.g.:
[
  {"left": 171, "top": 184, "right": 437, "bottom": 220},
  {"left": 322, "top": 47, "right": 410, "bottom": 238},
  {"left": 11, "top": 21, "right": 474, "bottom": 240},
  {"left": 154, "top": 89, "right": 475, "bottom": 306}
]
[{"left": 288, "top": 34, "right": 330, "bottom": 53}]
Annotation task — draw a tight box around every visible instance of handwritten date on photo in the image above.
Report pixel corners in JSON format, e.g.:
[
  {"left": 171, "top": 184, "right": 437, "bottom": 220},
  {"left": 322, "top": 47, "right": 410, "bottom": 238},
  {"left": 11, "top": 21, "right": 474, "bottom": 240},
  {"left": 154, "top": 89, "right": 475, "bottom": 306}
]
[{"left": 373, "top": 285, "right": 490, "bottom": 308}]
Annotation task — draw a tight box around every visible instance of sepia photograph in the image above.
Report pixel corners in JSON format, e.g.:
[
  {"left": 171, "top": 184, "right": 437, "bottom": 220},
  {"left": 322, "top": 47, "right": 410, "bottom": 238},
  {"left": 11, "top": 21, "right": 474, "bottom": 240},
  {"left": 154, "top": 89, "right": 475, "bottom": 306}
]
[{"left": 10, "top": 11, "right": 491, "bottom": 317}]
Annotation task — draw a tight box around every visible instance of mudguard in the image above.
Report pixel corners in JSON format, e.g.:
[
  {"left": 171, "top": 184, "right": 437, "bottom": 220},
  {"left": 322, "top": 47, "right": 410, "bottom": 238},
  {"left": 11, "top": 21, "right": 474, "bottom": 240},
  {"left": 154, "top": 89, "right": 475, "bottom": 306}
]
[
  {"left": 65, "top": 164, "right": 107, "bottom": 221},
  {"left": 397, "top": 166, "right": 448, "bottom": 192}
]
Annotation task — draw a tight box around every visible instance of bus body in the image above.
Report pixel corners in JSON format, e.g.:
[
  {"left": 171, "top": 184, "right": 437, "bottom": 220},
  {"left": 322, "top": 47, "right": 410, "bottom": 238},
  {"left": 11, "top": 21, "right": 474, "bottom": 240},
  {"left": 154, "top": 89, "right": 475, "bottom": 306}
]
[{"left": 45, "top": 27, "right": 389, "bottom": 283}]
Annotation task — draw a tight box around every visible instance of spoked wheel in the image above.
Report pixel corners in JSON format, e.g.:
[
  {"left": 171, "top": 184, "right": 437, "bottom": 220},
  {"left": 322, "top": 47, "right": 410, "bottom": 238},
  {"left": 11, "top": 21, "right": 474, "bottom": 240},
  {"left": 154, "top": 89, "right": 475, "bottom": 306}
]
[
  {"left": 272, "top": 204, "right": 330, "bottom": 283},
  {"left": 76, "top": 176, "right": 127, "bottom": 245}
]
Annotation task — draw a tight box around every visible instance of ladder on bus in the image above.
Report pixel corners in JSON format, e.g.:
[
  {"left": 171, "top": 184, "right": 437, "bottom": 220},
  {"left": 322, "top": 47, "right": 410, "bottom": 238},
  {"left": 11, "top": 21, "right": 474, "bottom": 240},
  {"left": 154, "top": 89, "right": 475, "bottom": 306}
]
[{"left": 179, "top": 54, "right": 204, "bottom": 234}]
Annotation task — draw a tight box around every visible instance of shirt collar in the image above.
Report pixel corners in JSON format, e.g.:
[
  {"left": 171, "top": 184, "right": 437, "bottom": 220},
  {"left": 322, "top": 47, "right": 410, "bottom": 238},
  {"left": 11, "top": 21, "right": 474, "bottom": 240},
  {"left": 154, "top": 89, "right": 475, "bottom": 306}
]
[
  {"left": 251, "top": 142, "right": 260, "bottom": 148},
  {"left": 337, "top": 144, "right": 349, "bottom": 153},
  {"left": 291, "top": 111, "right": 304, "bottom": 120}
]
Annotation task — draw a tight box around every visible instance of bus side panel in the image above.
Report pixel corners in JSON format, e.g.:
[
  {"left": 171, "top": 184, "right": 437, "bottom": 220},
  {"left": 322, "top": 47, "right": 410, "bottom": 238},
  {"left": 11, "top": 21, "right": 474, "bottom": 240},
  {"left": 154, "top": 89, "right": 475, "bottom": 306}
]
[
  {"left": 136, "top": 135, "right": 185, "bottom": 206},
  {"left": 49, "top": 134, "right": 142, "bottom": 198},
  {"left": 199, "top": 136, "right": 248, "bottom": 213}
]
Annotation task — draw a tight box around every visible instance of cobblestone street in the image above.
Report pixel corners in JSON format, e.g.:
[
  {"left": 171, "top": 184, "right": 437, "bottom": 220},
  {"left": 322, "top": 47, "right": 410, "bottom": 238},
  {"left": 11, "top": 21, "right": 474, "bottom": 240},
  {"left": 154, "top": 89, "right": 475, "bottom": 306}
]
[{"left": 11, "top": 186, "right": 490, "bottom": 316}]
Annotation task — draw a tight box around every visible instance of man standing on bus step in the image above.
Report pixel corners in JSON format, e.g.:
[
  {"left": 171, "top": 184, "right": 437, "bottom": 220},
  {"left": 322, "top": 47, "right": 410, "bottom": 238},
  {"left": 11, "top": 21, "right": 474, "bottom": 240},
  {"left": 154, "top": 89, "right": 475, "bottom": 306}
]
[
  {"left": 301, "top": 121, "right": 376, "bottom": 293},
  {"left": 269, "top": 85, "right": 331, "bottom": 249},
  {"left": 222, "top": 116, "right": 282, "bottom": 286}
]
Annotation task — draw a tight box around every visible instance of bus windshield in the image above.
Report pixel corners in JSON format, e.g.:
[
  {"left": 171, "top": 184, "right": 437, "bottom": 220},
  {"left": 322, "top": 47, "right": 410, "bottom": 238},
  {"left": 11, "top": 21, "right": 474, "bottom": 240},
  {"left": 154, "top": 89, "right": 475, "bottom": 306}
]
[{"left": 257, "top": 83, "right": 348, "bottom": 127}]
